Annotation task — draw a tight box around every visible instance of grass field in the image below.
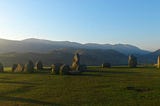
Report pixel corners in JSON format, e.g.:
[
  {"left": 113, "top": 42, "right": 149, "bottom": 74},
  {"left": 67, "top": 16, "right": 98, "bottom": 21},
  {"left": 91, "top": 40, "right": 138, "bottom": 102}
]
[{"left": 0, "top": 67, "right": 160, "bottom": 106}]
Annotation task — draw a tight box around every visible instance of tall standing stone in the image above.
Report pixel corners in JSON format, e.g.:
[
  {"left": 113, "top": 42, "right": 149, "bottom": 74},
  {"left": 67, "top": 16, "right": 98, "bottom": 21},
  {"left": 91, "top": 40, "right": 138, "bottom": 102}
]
[
  {"left": 71, "top": 53, "right": 80, "bottom": 71},
  {"left": 157, "top": 56, "right": 160, "bottom": 68},
  {"left": 128, "top": 55, "right": 137, "bottom": 68}
]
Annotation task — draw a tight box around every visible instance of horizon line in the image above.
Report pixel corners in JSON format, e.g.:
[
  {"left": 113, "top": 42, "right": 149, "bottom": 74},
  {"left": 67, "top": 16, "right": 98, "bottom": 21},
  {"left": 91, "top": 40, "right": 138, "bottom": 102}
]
[{"left": 0, "top": 37, "right": 156, "bottom": 52}]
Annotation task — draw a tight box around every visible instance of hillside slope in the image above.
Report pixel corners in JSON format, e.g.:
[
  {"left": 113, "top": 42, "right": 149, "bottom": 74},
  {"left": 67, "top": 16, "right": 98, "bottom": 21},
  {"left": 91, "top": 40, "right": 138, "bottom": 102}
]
[
  {"left": 0, "top": 49, "right": 128, "bottom": 66},
  {"left": 0, "top": 38, "right": 150, "bottom": 55}
]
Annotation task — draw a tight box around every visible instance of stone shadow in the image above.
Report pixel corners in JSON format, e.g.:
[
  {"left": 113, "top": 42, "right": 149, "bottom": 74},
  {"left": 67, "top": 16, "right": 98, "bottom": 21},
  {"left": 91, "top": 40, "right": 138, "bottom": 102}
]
[{"left": 0, "top": 96, "right": 60, "bottom": 105}]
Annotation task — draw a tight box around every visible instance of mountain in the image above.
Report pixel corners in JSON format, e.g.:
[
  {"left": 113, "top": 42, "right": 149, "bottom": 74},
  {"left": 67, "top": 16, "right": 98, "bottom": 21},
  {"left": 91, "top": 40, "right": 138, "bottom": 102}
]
[
  {"left": 84, "top": 43, "right": 149, "bottom": 55},
  {"left": 138, "top": 49, "right": 160, "bottom": 64},
  {"left": 0, "top": 49, "right": 128, "bottom": 67},
  {"left": 0, "top": 38, "right": 150, "bottom": 55}
]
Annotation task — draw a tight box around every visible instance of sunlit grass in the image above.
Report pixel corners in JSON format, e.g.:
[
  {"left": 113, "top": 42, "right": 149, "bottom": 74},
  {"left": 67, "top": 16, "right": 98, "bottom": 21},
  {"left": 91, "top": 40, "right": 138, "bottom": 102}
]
[
  {"left": 4, "top": 67, "right": 12, "bottom": 72},
  {"left": 0, "top": 66, "right": 160, "bottom": 105}
]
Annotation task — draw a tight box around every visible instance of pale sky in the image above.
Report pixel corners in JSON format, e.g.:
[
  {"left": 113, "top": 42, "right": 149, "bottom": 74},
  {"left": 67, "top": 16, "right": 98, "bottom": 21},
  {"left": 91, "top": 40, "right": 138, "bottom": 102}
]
[{"left": 0, "top": 0, "right": 160, "bottom": 51}]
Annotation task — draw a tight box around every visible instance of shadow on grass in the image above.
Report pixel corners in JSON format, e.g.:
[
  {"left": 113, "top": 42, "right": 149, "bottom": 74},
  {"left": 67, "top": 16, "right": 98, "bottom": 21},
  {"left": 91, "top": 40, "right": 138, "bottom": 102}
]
[
  {"left": 0, "top": 96, "right": 60, "bottom": 105},
  {"left": 0, "top": 81, "right": 37, "bottom": 85},
  {"left": 0, "top": 86, "right": 61, "bottom": 105},
  {"left": 0, "top": 77, "right": 11, "bottom": 80},
  {"left": 69, "top": 73, "right": 103, "bottom": 77},
  {"left": 60, "top": 70, "right": 140, "bottom": 77},
  {"left": 86, "top": 70, "right": 139, "bottom": 75},
  {"left": 0, "top": 86, "right": 34, "bottom": 96},
  {"left": 126, "top": 86, "right": 152, "bottom": 93}
]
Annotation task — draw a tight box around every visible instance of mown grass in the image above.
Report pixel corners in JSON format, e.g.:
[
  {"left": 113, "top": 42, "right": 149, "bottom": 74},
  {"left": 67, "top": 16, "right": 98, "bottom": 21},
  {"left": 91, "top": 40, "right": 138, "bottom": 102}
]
[{"left": 0, "top": 67, "right": 160, "bottom": 106}]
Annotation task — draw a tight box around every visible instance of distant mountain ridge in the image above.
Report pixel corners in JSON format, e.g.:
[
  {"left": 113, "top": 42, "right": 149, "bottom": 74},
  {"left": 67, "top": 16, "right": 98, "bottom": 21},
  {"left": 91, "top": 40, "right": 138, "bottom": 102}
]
[
  {"left": 138, "top": 49, "right": 160, "bottom": 64},
  {"left": 0, "top": 38, "right": 150, "bottom": 55},
  {"left": 0, "top": 48, "right": 128, "bottom": 66},
  {"left": 0, "top": 38, "right": 160, "bottom": 66}
]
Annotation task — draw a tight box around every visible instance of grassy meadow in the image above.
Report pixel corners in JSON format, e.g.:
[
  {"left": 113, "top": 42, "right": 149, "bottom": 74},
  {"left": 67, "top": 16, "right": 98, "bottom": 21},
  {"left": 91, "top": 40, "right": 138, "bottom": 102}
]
[{"left": 0, "top": 66, "right": 160, "bottom": 106}]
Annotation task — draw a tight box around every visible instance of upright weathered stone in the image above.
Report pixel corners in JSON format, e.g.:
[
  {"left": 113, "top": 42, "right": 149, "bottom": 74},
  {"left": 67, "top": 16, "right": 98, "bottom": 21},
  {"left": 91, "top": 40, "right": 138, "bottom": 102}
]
[
  {"left": 24, "top": 60, "right": 34, "bottom": 73},
  {"left": 71, "top": 53, "right": 80, "bottom": 71},
  {"left": 157, "top": 56, "right": 160, "bottom": 68},
  {"left": 12, "top": 64, "right": 18, "bottom": 72},
  {"left": 128, "top": 55, "right": 137, "bottom": 68},
  {"left": 14, "top": 64, "right": 24, "bottom": 72},
  {"left": 35, "top": 60, "right": 43, "bottom": 70},
  {"left": 102, "top": 63, "right": 111, "bottom": 68},
  {"left": 59, "top": 64, "right": 70, "bottom": 75},
  {"left": 51, "top": 63, "right": 62, "bottom": 74},
  {"left": 0, "top": 62, "right": 4, "bottom": 72}
]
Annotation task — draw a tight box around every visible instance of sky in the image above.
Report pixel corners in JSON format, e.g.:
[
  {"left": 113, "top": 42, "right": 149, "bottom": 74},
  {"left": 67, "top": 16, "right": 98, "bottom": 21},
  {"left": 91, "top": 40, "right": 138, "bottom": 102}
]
[{"left": 0, "top": 0, "right": 160, "bottom": 51}]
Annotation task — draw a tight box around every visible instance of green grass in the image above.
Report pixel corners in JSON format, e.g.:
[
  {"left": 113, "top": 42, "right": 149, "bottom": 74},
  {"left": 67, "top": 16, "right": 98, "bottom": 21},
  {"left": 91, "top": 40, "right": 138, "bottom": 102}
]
[{"left": 0, "top": 67, "right": 160, "bottom": 106}]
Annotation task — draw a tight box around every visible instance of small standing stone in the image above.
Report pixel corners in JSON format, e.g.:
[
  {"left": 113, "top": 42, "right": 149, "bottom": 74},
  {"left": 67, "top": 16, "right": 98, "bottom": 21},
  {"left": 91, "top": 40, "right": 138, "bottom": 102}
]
[
  {"left": 35, "top": 60, "right": 43, "bottom": 70},
  {"left": 0, "top": 62, "right": 4, "bottom": 72},
  {"left": 14, "top": 64, "right": 24, "bottom": 72},
  {"left": 24, "top": 60, "right": 34, "bottom": 73},
  {"left": 59, "top": 64, "right": 70, "bottom": 75},
  {"left": 128, "top": 55, "right": 137, "bottom": 68},
  {"left": 51, "top": 63, "right": 62, "bottom": 74},
  {"left": 12, "top": 64, "right": 18, "bottom": 72},
  {"left": 102, "top": 63, "right": 111, "bottom": 68}
]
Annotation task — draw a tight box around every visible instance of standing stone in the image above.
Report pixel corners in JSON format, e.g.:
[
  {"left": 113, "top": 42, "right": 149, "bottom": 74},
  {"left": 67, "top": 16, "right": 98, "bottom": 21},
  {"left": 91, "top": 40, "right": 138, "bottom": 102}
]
[
  {"left": 59, "top": 64, "right": 70, "bottom": 75},
  {"left": 35, "top": 60, "right": 43, "bottom": 70},
  {"left": 12, "top": 64, "right": 18, "bottom": 72},
  {"left": 0, "top": 62, "right": 4, "bottom": 72},
  {"left": 24, "top": 60, "right": 34, "bottom": 73},
  {"left": 71, "top": 53, "right": 80, "bottom": 71},
  {"left": 102, "top": 63, "right": 111, "bottom": 68},
  {"left": 51, "top": 63, "right": 62, "bottom": 74},
  {"left": 14, "top": 64, "right": 24, "bottom": 72},
  {"left": 157, "top": 56, "right": 160, "bottom": 68},
  {"left": 128, "top": 55, "right": 137, "bottom": 68}
]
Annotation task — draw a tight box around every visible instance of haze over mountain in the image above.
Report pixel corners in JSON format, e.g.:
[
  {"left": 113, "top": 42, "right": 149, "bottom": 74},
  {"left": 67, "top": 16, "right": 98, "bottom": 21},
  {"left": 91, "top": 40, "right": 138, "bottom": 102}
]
[
  {"left": 0, "top": 38, "right": 159, "bottom": 66},
  {"left": 138, "top": 49, "right": 160, "bottom": 64},
  {"left": 0, "top": 38, "right": 150, "bottom": 55},
  {"left": 0, "top": 49, "right": 128, "bottom": 66}
]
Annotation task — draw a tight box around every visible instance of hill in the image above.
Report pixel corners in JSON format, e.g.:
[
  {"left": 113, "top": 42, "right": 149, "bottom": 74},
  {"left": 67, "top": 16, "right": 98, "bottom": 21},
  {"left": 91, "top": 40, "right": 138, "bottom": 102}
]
[
  {"left": 0, "top": 49, "right": 127, "bottom": 67},
  {"left": 138, "top": 49, "right": 160, "bottom": 64},
  {"left": 0, "top": 38, "right": 150, "bottom": 55},
  {"left": 2, "top": 38, "right": 160, "bottom": 66}
]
